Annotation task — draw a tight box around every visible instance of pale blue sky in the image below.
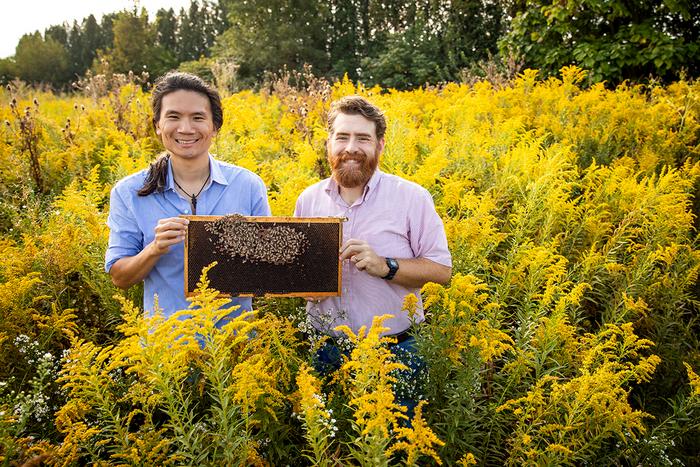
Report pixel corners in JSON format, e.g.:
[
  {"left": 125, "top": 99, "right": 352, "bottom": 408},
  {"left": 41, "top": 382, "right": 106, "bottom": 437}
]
[{"left": 1, "top": 0, "right": 193, "bottom": 59}]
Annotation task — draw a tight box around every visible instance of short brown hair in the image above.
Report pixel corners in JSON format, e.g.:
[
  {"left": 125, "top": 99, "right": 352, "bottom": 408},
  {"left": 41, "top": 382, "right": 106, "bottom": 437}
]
[{"left": 327, "top": 95, "right": 386, "bottom": 140}]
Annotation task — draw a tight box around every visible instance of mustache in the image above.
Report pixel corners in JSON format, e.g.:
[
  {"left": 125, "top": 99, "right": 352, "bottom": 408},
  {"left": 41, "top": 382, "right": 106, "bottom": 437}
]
[{"left": 338, "top": 151, "right": 366, "bottom": 162}]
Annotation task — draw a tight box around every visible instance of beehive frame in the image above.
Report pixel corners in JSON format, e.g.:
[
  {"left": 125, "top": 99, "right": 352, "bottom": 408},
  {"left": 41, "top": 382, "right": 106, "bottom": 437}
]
[{"left": 183, "top": 216, "right": 343, "bottom": 297}]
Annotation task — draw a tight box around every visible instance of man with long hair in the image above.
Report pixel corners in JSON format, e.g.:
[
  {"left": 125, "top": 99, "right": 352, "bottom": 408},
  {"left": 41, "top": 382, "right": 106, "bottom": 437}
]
[{"left": 105, "top": 72, "right": 270, "bottom": 317}]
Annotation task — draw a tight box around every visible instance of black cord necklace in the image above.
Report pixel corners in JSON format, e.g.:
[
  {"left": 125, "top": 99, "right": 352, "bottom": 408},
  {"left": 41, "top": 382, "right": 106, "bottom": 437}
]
[{"left": 172, "top": 171, "right": 211, "bottom": 214}]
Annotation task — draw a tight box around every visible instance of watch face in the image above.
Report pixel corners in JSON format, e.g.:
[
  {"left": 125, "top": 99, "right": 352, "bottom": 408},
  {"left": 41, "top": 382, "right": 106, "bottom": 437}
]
[
  {"left": 384, "top": 257, "right": 399, "bottom": 280},
  {"left": 388, "top": 258, "right": 399, "bottom": 271}
]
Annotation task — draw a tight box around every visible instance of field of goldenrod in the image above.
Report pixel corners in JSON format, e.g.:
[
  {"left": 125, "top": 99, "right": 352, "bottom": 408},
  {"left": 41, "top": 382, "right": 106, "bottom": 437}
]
[{"left": 1, "top": 67, "right": 699, "bottom": 465}]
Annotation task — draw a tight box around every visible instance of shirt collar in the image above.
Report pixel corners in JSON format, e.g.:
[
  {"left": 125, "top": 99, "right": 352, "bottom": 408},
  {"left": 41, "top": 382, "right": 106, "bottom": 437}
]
[
  {"left": 365, "top": 169, "right": 382, "bottom": 195},
  {"left": 166, "top": 154, "right": 227, "bottom": 191},
  {"left": 209, "top": 154, "right": 228, "bottom": 186}
]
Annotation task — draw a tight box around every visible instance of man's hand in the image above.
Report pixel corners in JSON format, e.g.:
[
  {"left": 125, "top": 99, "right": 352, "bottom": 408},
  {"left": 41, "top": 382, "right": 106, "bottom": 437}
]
[
  {"left": 340, "top": 239, "right": 390, "bottom": 278},
  {"left": 338, "top": 238, "right": 452, "bottom": 288},
  {"left": 151, "top": 217, "right": 189, "bottom": 255},
  {"left": 109, "top": 217, "right": 189, "bottom": 290}
]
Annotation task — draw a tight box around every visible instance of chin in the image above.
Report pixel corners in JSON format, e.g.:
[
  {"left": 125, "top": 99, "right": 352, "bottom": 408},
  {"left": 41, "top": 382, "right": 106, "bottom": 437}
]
[{"left": 170, "top": 150, "right": 208, "bottom": 160}]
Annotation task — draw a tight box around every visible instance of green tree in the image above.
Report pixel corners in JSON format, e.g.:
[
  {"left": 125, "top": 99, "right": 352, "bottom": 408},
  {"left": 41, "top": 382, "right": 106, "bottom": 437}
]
[
  {"left": 203, "top": 1, "right": 228, "bottom": 51},
  {"left": 67, "top": 21, "right": 84, "bottom": 77},
  {"left": 439, "top": 0, "right": 503, "bottom": 75},
  {"left": 359, "top": 0, "right": 503, "bottom": 88},
  {"left": 155, "top": 8, "right": 178, "bottom": 50},
  {"left": 500, "top": 0, "right": 700, "bottom": 83},
  {"left": 101, "top": 9, "right": 153, "bottom": 74},
  {"left": 327, "top": 0, "right": 361, "bottom": 78},
  {"left": 216, "top": 0, "right": 330, "bottom": 85},
  {"left": 44, "top": 25, "right": 68, "bottom": 47},
  {"left": 0, "top": 58, "right": 17, "bottom": 83},
  {"left": 79, "top": 15, "right": 102, "bottom": 74},
  {"left": 361, "top": 19, "right": 442, "bottom": 88},
  {"left": 178, "top": 1, "right": 207, "bottom": 62},
  {"left": 14, "top": 32, "right": 70, "bottom": 85},
  {"left": 100, "top": 13, "right": 117, "bottom": 51},
  {"left": 154, "top": 8, "right": 179, "bottom": 72}
]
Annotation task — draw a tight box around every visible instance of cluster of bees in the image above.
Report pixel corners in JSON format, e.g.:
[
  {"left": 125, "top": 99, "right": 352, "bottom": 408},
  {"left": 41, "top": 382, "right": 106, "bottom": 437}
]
[{"left": 205, "top": 214, "right": 309, "bottom": 265}]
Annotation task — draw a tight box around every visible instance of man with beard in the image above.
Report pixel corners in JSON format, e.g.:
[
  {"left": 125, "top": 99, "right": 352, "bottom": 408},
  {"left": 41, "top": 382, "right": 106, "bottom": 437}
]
[{"left": 294, "top": 96, "right": 452, "bottom": 409}]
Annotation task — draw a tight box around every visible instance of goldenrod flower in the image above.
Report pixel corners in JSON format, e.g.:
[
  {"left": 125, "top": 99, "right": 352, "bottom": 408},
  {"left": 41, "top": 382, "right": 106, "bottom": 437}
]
[{"left": 387, "top": 401, "right": 444, "bottom": 465}]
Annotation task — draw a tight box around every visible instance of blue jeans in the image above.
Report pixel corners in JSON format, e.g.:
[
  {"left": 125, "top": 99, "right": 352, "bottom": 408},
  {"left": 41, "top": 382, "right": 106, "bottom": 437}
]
[{"left": 314, "top": 335, "right": 425, "bottom": 422}]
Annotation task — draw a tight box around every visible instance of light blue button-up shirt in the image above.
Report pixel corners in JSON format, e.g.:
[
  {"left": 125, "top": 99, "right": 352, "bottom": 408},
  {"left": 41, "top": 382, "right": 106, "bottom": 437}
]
[{"left": 105, "top": 154, "right": 271, "bottom": 317}]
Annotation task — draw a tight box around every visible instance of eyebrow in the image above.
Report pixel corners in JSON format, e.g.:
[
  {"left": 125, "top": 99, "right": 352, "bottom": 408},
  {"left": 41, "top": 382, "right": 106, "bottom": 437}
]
[
  {"left": 163, "top": 110, "right": 209, "bottom": 117},
  {"left": 334, "top": 131, "right": 374, "bottom": 138}
]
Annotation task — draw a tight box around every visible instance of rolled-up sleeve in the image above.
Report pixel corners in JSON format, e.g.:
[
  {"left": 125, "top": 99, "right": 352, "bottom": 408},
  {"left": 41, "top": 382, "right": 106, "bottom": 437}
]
[
  {"left": 105, "top": 184, "right": 143, "bottom": 272},
  {"left": 409, "top": 188, "right": 452, "bottom": 267}
]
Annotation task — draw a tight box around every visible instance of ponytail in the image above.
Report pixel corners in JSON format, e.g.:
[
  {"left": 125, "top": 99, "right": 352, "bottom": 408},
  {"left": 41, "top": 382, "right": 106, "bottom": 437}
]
[{"left": 137, "top": 153, "right": 170, "bottom": 196}]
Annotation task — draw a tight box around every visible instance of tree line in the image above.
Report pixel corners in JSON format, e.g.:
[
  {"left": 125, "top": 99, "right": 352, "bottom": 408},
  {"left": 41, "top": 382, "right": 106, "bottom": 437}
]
[
  {"left": 0, "top": 0, "right": 698, "bottom": 90},
  {"left": 0, "top": 1, "right": 226, "bottom": 88}
]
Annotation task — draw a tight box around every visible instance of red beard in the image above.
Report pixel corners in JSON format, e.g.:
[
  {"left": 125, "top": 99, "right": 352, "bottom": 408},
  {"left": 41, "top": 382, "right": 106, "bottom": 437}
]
[{"left": 330, "top": 151, "right": 378, "bottom": 188}]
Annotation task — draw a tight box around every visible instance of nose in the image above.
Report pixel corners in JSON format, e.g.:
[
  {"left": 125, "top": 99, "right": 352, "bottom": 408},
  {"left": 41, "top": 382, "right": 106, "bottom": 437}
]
[
  {"left": 178, "top": 119, "right": 194, "bottom": 133},
  {"left": 345, "top": 136, "right": 359, "bottom": 152}
]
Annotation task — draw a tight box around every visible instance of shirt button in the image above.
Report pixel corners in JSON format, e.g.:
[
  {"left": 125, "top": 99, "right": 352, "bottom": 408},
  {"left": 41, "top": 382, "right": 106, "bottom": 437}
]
[{"left": 184, "top": 209, "right": 189, "bottom": 214}]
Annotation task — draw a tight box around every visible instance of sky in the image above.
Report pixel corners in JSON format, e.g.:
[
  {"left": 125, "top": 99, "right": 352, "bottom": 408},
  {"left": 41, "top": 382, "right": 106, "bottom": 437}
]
[{"left": 1, "top": 0, "right": 193, "bottom": 59}]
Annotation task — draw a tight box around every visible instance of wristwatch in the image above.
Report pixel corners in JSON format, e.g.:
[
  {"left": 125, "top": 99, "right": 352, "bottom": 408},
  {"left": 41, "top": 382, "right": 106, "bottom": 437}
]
[{"left": 382, "top": 257, "right": 399, "bottom": 280}]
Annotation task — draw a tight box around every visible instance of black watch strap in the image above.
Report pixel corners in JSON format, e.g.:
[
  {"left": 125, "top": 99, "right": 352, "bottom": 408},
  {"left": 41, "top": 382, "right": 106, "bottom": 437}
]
[{"left": 382, "top": 257, "right": 399, "bottom": 280}]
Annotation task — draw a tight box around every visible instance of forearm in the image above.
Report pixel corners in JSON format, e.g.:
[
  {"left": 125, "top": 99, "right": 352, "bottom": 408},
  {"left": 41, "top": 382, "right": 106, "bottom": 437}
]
[
  {"left": 388, "top": 257, "right": 452, "bottom": 289},
  {"left": 109, "top": 242, "right": 163, "bottom": 289}
]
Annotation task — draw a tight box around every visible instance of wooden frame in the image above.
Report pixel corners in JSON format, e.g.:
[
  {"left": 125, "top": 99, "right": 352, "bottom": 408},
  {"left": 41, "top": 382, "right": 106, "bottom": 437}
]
[{"left": 183, "top": 216, "right": 343, "bottom": 298}]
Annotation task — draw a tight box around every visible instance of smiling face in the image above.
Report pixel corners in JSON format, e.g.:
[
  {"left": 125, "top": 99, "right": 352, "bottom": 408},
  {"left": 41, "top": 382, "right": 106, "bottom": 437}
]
[
  {"left": 155, "top": 89, "right": 216, "bottom": 163},
  {"left": 327, "top": 112, "right": 385, "bottom": 188}
]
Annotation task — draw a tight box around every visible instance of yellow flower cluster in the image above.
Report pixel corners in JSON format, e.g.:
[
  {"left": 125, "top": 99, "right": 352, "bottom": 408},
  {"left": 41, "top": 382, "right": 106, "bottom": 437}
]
[
  {"left": 497, "top": 323, "right": 661, "bottom": 465},
  {"left": 388, "top": 401, "right": 445, "bottom": 465},
  {"left": 336, "top": 315, "right": 408, "bottom": 438},
  {"left": 684, "top": 363, "right": 700, "bottom": 398},
  {"left": 1, "top": 68, "right": 699, "bottom": 464}
]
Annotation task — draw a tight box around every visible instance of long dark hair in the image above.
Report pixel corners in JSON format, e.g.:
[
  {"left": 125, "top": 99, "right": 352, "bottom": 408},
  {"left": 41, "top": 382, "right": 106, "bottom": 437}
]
[{"left": 138, "top": 72, "right": 224, "bottom": 196}]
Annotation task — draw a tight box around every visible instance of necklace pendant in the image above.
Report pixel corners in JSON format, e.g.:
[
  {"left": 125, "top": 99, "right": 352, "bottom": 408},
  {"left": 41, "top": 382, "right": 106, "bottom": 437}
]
[{"left": 192, "top": 196, "right": 197, "bottom": 215}]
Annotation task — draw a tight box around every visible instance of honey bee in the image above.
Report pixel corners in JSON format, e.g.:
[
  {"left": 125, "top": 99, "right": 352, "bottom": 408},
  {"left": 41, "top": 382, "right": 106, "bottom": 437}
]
[{"left": 205, "top": 214, "right": 309, "bottom": 265}]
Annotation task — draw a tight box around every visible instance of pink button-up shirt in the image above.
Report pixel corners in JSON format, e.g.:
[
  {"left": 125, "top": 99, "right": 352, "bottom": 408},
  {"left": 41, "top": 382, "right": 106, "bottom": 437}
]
[{"left": 294, "top": 170, "right": 452, "bottom": 335}]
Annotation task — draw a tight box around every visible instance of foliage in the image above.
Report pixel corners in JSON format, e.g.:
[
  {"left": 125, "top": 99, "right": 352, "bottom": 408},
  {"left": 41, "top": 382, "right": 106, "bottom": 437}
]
[
  {"left": 0, "top": 68, "right": 699, "bottom": 464},
  {"left": 3, "top": 1, "right": 700, "bottom": 89},
  {"left": 215, "top": 0, "right": 330, "bottom": 87},
  {"left": 13, "top": 33, "right": 71, "bottom": 87},
  {"left": 500, "top": 0, "right": 700, "bottom": 84},
  {"left": 1, "top": 1, "right": 224, "bottom": 89}
]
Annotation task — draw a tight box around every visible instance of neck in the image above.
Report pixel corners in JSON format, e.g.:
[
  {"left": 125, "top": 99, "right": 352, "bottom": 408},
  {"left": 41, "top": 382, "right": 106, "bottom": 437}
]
[
  {"left": 170, "top": 154, "right": 210, "bottom": 184},
  {"left": 339, "top": 184, "right": 365, "bottom": 205}
]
